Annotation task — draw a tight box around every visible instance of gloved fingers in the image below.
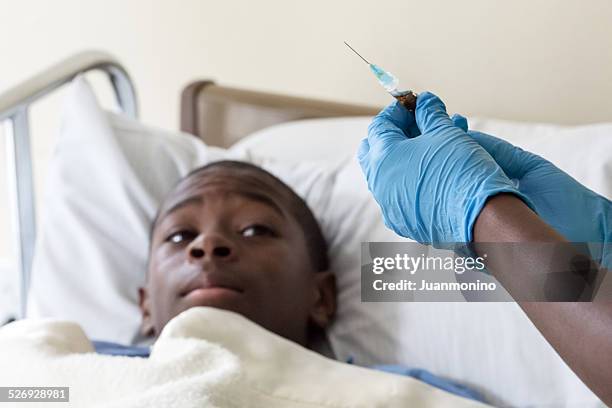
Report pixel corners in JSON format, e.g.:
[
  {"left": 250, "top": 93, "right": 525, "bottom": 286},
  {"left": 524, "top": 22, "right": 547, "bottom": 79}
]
[
  {"left": 357, "top": 137, "right": 370, "bottom": 162},
  {"left": 466, "top": 131, "right": 542, "bottom": 178},
  {"left": 451, "top": 114, "right": 468, "bottom": 132},
  {"left": 394, "top": 101, "right": 421, "bottom": 138},
  {"left": 379, "top": 100, "right": 418, "bottom": 137},
  {"left": 415, "top": 92, "right": 455, "bottom": 135},
  {"left": 367, "top": 102, "right": 411, "bottom": 149}
]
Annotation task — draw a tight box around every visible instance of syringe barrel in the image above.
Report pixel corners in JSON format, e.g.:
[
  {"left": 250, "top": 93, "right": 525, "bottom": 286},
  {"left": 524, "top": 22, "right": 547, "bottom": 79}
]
[{"left": 391, "top": 90, "right": 418, "bottom": 111}]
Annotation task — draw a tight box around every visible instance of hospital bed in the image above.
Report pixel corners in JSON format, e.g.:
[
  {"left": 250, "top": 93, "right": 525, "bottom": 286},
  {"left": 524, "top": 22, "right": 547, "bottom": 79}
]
[{"left": 0, "top": 52, "right": 608, "bottom": 407}]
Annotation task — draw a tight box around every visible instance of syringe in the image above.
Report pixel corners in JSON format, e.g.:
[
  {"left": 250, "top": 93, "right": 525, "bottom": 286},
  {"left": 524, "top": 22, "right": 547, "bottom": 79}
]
[{"left": 344, "top": 42, "right": 418, "bottom": 111}]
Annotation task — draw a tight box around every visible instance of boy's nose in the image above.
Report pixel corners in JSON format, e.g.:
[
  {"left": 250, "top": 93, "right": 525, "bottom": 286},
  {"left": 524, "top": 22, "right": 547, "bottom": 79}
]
[{"left": 187, "top": 233, "right": 234, "bottom": 261}]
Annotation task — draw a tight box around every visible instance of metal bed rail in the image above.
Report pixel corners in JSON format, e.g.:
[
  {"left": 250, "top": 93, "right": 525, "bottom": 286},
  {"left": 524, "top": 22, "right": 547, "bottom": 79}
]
[{"left": 0, "top": 51, "right": 138, "bottom": 318}]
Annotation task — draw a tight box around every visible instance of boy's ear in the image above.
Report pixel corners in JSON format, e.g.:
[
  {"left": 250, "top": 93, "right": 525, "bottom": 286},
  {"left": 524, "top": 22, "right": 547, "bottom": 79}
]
[
  {"left": 309, "top": 271, "right": 337, "bottom": 329},
  {"left": 138, "top": 287, "right": 156, "bottom": 338}
]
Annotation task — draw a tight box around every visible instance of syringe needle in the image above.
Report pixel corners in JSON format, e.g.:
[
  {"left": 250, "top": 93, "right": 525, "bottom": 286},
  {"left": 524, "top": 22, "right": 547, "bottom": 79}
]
[
  {"left": 344, "top": 41, "right": 370, "bottom": 65},
  {"left": 343, "top": 41, "right": 418, "bottom": 111}
]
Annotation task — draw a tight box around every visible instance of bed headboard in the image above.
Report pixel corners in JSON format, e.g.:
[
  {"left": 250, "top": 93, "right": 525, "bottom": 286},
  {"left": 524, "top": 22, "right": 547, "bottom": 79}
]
[{"left": 180, "top": 81, "right": 380, "bottom": 148}]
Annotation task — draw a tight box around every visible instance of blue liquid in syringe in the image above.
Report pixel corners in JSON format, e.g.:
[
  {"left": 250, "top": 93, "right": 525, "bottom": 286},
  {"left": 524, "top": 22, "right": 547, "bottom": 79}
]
[{"left": 369, "top": 64, "right": 399, "bottom": 92}]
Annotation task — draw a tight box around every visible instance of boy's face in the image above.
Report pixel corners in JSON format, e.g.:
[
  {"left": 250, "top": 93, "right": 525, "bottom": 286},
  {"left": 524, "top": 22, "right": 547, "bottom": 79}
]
[{"left": 139, "top": 166, "right": 335, "bottom": 346}]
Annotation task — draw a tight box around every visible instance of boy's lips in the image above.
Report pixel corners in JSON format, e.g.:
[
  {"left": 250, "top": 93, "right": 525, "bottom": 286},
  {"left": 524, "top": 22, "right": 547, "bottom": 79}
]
[
  {"left": 179, "top": 275, "right": 244, "bottom": 298},
  {"left": 180, "top": 278, "right": 245, "bottom": 307},
  {"left": 182, "top": 286, "right": 243, "bottom": 305}
]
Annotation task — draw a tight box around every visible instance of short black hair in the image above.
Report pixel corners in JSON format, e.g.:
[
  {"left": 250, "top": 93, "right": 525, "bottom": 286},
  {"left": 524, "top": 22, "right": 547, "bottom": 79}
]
[{"left": 150, "top": 160, "right": 329, "bottom": 272}]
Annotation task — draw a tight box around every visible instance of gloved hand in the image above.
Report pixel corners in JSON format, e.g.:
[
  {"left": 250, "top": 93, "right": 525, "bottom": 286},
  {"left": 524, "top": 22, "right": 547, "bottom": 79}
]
[
  {"left": 456, "top": 124, "right": 611, "bottom": 265},
  {"left": 357, "top": 92, "right": 534, "bottom": 243}
]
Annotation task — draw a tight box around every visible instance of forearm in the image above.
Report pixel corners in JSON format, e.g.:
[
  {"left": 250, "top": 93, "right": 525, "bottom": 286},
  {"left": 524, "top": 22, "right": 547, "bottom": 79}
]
[{"left": 473, "top": 194, "right": 612, "bottom": 405}]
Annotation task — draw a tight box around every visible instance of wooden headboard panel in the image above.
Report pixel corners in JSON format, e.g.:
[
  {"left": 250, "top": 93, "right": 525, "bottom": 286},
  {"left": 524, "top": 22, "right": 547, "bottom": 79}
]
[{"left": 180, "top": 80, "right": 380, "bottom": 147}]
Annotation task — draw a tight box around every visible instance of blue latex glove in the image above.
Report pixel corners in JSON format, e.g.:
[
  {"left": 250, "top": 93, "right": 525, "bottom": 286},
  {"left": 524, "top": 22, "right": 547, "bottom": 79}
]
[
  {"left": 456, "top": 122, "right": 612, "bottom": 266},
  {"left": 358, "top": 92, "right": 534, "bottom": 243}
]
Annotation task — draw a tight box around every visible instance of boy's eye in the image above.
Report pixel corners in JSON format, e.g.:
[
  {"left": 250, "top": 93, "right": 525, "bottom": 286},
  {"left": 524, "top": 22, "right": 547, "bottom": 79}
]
[
  {"left": 241, "top": 225, "right": 275, "bottom": 237},
  {"left": 166, "top": 230, "right": 197, "bottom": 244}
]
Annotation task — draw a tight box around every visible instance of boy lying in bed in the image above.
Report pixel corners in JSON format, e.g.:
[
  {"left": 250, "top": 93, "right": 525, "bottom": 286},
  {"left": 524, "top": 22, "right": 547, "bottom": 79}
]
[{"left": 93, "top": 160, "right": 484, "bottom": 403}]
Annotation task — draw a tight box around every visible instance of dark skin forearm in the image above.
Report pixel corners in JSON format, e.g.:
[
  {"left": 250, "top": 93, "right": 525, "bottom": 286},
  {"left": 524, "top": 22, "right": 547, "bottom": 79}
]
[{"left": 473, "top": 194, "right": 612, "bottom": 405}]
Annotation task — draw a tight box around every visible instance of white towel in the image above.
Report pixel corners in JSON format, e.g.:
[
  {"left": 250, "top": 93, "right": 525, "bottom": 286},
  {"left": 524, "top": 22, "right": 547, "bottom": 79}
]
[{"left": 0, "top": 307, "right": 488, "bottom": 407}]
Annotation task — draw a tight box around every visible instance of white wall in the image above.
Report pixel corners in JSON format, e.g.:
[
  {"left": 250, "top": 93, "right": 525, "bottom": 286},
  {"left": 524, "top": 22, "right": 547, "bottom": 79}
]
[
  {"left": 0, "top": 0, "right": 612, "bottom": 315},
  {"left": 2, "top": 0, "right": 612, "bottom": 129}
]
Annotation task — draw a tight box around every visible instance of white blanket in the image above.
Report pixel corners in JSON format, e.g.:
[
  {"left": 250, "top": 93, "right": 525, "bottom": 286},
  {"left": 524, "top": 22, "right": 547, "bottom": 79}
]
[{"left": 0, "top": 307, "right": 488, "bottom": 407}]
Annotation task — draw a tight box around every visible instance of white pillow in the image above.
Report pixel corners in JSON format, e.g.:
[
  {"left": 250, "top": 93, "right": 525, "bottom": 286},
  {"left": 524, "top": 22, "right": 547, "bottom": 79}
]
[
  {"left": 234, "top": 117, "right": 372, "bottom": 163},
  {"left": 232, "top": 116, "right": 612, "bottom": 407}
]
